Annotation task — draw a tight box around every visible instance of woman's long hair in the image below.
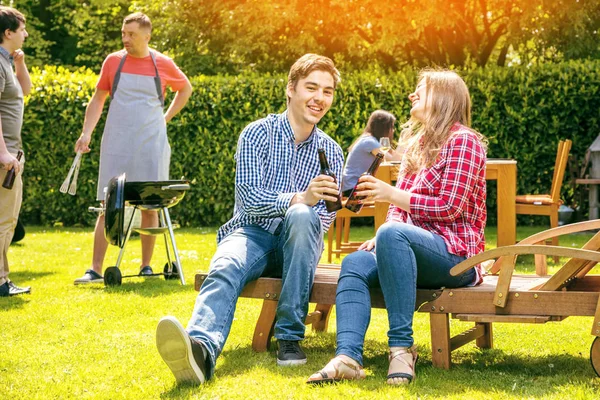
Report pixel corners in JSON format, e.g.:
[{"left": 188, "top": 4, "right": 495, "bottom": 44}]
[
  {"left": 348, "top": 109, "right": 396, "bottom": 153},
  {"left": 399, "top": 69, "right": 487, "bottom": 174}
]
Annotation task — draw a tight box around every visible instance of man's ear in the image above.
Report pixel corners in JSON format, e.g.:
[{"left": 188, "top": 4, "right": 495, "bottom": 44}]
[
  {"left": 3, "top": 29, "right": 12, "bottom": 40},
  {"left": 286, "top": 83, "right": 294, "bottom": 99}
]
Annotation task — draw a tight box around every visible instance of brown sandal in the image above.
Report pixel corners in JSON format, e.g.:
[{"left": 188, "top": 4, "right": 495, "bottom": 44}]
[
  {"left": 307, "top": 356, "right": 366, "bottom": 385},
  {"left": 386, "top": 345, "right": 418, "bottom": 385}
]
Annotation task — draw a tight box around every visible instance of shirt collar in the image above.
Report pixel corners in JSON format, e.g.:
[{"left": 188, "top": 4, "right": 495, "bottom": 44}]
[
  {"left": 281, "top": 110, "right": 318, "bottom": 147},
  {"left": 0, "top": 46, "right": 13, "bottom": 66}
]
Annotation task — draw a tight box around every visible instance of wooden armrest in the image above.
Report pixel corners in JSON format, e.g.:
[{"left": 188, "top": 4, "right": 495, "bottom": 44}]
[
  {"left": 518, "top": 220, "right": 600, "bottom": 245},
  {"left": 450, "top": 245, "right": 600, "bottom": 276}
]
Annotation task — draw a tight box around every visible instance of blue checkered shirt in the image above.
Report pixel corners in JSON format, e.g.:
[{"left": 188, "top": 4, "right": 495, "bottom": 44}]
[{"left": 217, "top": 111, "right": 344, "bottom": 243}]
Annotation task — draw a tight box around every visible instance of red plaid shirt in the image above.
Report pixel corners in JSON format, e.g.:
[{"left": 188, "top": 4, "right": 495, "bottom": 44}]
[{"left": 387, "top": 123, "right": 487, "bottom": 285}]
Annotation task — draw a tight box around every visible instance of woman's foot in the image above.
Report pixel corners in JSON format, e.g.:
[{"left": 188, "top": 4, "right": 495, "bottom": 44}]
[
  {"left": 307, "top": 355, "right": 365, "bottom": 384},
  {"left": 387, "top": 345, "right": 418, "bottom": 385}
]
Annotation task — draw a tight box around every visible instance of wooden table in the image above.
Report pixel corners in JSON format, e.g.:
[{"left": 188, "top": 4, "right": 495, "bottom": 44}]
[{"left": 376, "top": 158, "right": 517, "bottom": 247}]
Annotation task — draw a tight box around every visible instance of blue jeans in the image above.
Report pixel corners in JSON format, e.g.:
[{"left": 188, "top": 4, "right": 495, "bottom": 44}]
[
  {"left": 187, "top": 204, "right": 323, "bottom": 378},
  {"left": 335, "top": 221, "right": 475, "bottom": 365}
]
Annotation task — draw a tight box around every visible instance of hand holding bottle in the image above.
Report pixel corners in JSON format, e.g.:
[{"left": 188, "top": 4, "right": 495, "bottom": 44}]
[
  {"left": 0, "top": 151, "right": 20, "bottom": 174},
  {"left": 353, "top": 174, "right": 394, "bottom": 203},
  {"left": 2, "top": 151, "right": 23, "bottom": 189},
  {"left": 293, "top": 175, "right": 339, "bottom": 207}
]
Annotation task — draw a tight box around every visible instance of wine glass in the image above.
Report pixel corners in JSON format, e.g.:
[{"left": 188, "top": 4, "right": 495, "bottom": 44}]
[{"left": 379, "top": 137, "right": 391, "bottom": 154}]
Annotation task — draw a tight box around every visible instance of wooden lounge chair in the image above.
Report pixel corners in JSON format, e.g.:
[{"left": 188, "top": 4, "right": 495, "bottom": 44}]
[{"left": 194, "top": 219, "right": 600, "bottom": 376}]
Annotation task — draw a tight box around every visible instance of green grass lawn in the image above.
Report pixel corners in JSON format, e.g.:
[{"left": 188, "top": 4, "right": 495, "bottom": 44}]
[{"left": 2, "top": 225, "right": 600, "bottom": 399}]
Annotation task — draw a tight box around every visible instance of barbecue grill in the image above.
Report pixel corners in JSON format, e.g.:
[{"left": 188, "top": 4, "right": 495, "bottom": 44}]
[{"left": 97, "top": 173, "right": 190, "bottom": 286}]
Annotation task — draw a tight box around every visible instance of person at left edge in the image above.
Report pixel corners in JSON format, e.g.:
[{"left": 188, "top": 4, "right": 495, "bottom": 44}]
[
  {"left": 72, "top": 12, "right": 192, "bottom": 285},
  {"left": 0, "top": 6, "right": 31, "bottom": 297}
]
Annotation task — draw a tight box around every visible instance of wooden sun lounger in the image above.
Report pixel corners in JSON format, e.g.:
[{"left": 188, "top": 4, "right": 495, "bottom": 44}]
[{"left": 194, "top": 220, "right": 600, "bottom": 376}]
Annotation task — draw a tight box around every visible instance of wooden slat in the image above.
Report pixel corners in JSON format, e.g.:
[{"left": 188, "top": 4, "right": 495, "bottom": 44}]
[
  {"left": 449, "top": 325, "right": 486, "bottom": 351},
  {"left": 494, "top": 256, "right": 516, "bottom": 307},
  {"left": 450, "top": 245, "right": 600, "bottom": 276},
  {"left": 304, "top": 310, "right": 323, "bottom": 326},
  {"left": 454, "top": 314, "right": 559, "bottom": 323},
  {"left": 576, "top": 179, "right": 600, "bottom": 185},
  {"left": 423, "top": 290, "right": 599, "bottom": 316},
  {"left": 540, "top": 230, "right": 600, "bottom": 291},
  {"left": 565, "top": 275, "right": 600, "bottom": 292}
]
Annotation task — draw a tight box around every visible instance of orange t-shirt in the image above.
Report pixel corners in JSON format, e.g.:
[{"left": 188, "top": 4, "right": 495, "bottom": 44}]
[{"left": 96, "top": 50, "right": 187, "bottom": 96}]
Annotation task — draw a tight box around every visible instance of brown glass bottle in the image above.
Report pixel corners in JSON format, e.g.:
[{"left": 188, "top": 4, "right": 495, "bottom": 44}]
[
  {"left": 344, "top": 152, "right": 384, "bottom": 213},
  {"left": 2, "top": 150, "right": 23, "bottom": 190},
  {"left": 318, "top": 148, "right": 342, "bottom": 212}
]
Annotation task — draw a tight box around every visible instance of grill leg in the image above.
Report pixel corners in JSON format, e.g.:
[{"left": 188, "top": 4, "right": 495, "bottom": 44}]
[
  {"left": 115, "top": 207, "right": 136, "bottom": 269},
  {"left": 159, "top": 210, "right": 173, "bottom": 269},
  {"left": 163, "top": 207, "right": 185, "bottom": 285}
]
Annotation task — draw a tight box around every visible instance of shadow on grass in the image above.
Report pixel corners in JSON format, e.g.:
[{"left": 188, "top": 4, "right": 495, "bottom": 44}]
[
  {"left": 80, "top": 279, "right": 193, "bottom": 297},
  {"left": 0, "top": 294, "right": 29, "bottom": 310},
  {"left": 9, "top": 270, "right": 55, "bottom": 281}
]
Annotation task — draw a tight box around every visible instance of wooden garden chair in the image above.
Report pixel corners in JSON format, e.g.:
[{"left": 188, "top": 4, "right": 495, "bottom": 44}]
[
  {"left": 515, "top": 139, "right": 572, "bottom": 273},
  {"left": 429, "top": 219, "right": 600, "bottom": 374}
]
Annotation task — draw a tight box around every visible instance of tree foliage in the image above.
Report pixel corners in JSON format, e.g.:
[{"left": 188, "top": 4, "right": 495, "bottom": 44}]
[{"left": 8, "top": 0, "right": 600, "bottom": 75}]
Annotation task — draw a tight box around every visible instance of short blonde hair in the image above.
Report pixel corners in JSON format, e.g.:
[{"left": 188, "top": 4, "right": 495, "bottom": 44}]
[{"left": 287, "top": 54, "right": 341, "bottom": 90}]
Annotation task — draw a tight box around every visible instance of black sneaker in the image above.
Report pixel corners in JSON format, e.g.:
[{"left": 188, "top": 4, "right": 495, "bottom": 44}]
[
  {"left": 156, "top": 316, "right": 208, "bottom": 385},
  {"left": 0, "top": 282, "right": 9, "bottom": 297},
  {"left": 0, "top": 281, "right": 31, "bottom": 297},
  {"left": 139, "top": 266, "right": 154, "bottom": 276},
  {"left": 74, "top": 269, "right": 103, "bottom": 285},
  {"left": 277, "top": 340, "right": 307, "bottom": 366}
]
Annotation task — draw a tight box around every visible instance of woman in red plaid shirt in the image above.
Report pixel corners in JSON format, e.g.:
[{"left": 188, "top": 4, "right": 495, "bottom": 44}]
[{"left": 308, "top": 69, "right": 487, "bottom": 385}]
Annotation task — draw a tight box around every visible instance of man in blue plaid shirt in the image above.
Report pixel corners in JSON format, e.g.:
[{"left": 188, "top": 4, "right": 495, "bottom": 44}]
[{"left": 157, "top": 54, "right": 344, "bottom": 384}]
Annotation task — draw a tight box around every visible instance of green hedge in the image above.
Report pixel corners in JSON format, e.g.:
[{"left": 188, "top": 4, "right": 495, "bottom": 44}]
[{"left": 19, "top": 61, "right": 600, "bottom": 227}]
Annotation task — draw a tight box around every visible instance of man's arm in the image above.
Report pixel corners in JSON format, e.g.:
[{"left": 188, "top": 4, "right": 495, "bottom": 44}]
[
  {"left": 74, "top": 89, "right": 109, "bottom": 153},
  {"left": 12, "top": 50, "right": 30, "bottom": 96},
  {"left": 164, "top": 77, "right": 192, "bottom": 123},
  {"left": 0, "top": 126, "right": 20, "bottom": 173}
]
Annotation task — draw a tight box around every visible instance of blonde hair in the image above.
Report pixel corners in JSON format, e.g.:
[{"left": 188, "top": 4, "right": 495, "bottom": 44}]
[{"left": 399, "top": 69, "right": 486, "bottom": 174}]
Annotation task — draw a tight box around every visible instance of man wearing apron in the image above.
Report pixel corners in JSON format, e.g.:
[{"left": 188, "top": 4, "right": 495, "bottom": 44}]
[
  {"left": 73, "top": 12, "right": 192, "bottom": 284},
  {"left": 0, "top": 6, "right": 31, "bottom": 297}
]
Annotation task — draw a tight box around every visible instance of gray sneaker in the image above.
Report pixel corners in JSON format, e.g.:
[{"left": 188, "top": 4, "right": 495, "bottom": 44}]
[
  {"left": 156, "top": 316, "right": 207, "bottom": 385},
  {"left": 74, "top": 269, "right": 103, "bottom": 285},
  {"left": 277, "top": 340, "right": 307, "bottom": 366}
]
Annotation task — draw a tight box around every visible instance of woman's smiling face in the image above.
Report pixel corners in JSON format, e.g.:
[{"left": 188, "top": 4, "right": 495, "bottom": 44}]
[{"left": 408, "top": 79, "right": 429, "bottom": 122}]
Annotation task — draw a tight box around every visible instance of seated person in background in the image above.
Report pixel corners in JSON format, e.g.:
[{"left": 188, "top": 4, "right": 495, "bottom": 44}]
[
  {"left": 155, "top": 53, "right": 344, "bottom": 385},
  {"left": 340, "top": 109, "right": 401, "bottom": 197},
  {"left": 307, "top": 69, "right": 487, "bottom": 386}
]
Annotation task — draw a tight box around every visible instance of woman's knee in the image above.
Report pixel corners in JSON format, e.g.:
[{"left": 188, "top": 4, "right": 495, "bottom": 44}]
[
  {"left": 375, "top": 221, "right": 409, "bottom": 248},
  {"left": 340, "top": 250, "right": 376, "bottom": 281}
]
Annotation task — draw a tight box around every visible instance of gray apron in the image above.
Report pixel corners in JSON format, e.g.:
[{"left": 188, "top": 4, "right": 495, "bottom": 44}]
[{"left": 96, "top": 51, "right": 170, "bottom": 200}]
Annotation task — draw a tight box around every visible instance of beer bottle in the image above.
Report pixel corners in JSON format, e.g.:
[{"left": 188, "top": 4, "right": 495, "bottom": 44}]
[
  {"left": 345, "top": 152, "right": 384, "bottom": 213},
  {"left": 317, "top": 148, "right": 342, "bottom": 212},
  {"left": 2, "top": 150, "right": 23, "bottom": 190}
]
